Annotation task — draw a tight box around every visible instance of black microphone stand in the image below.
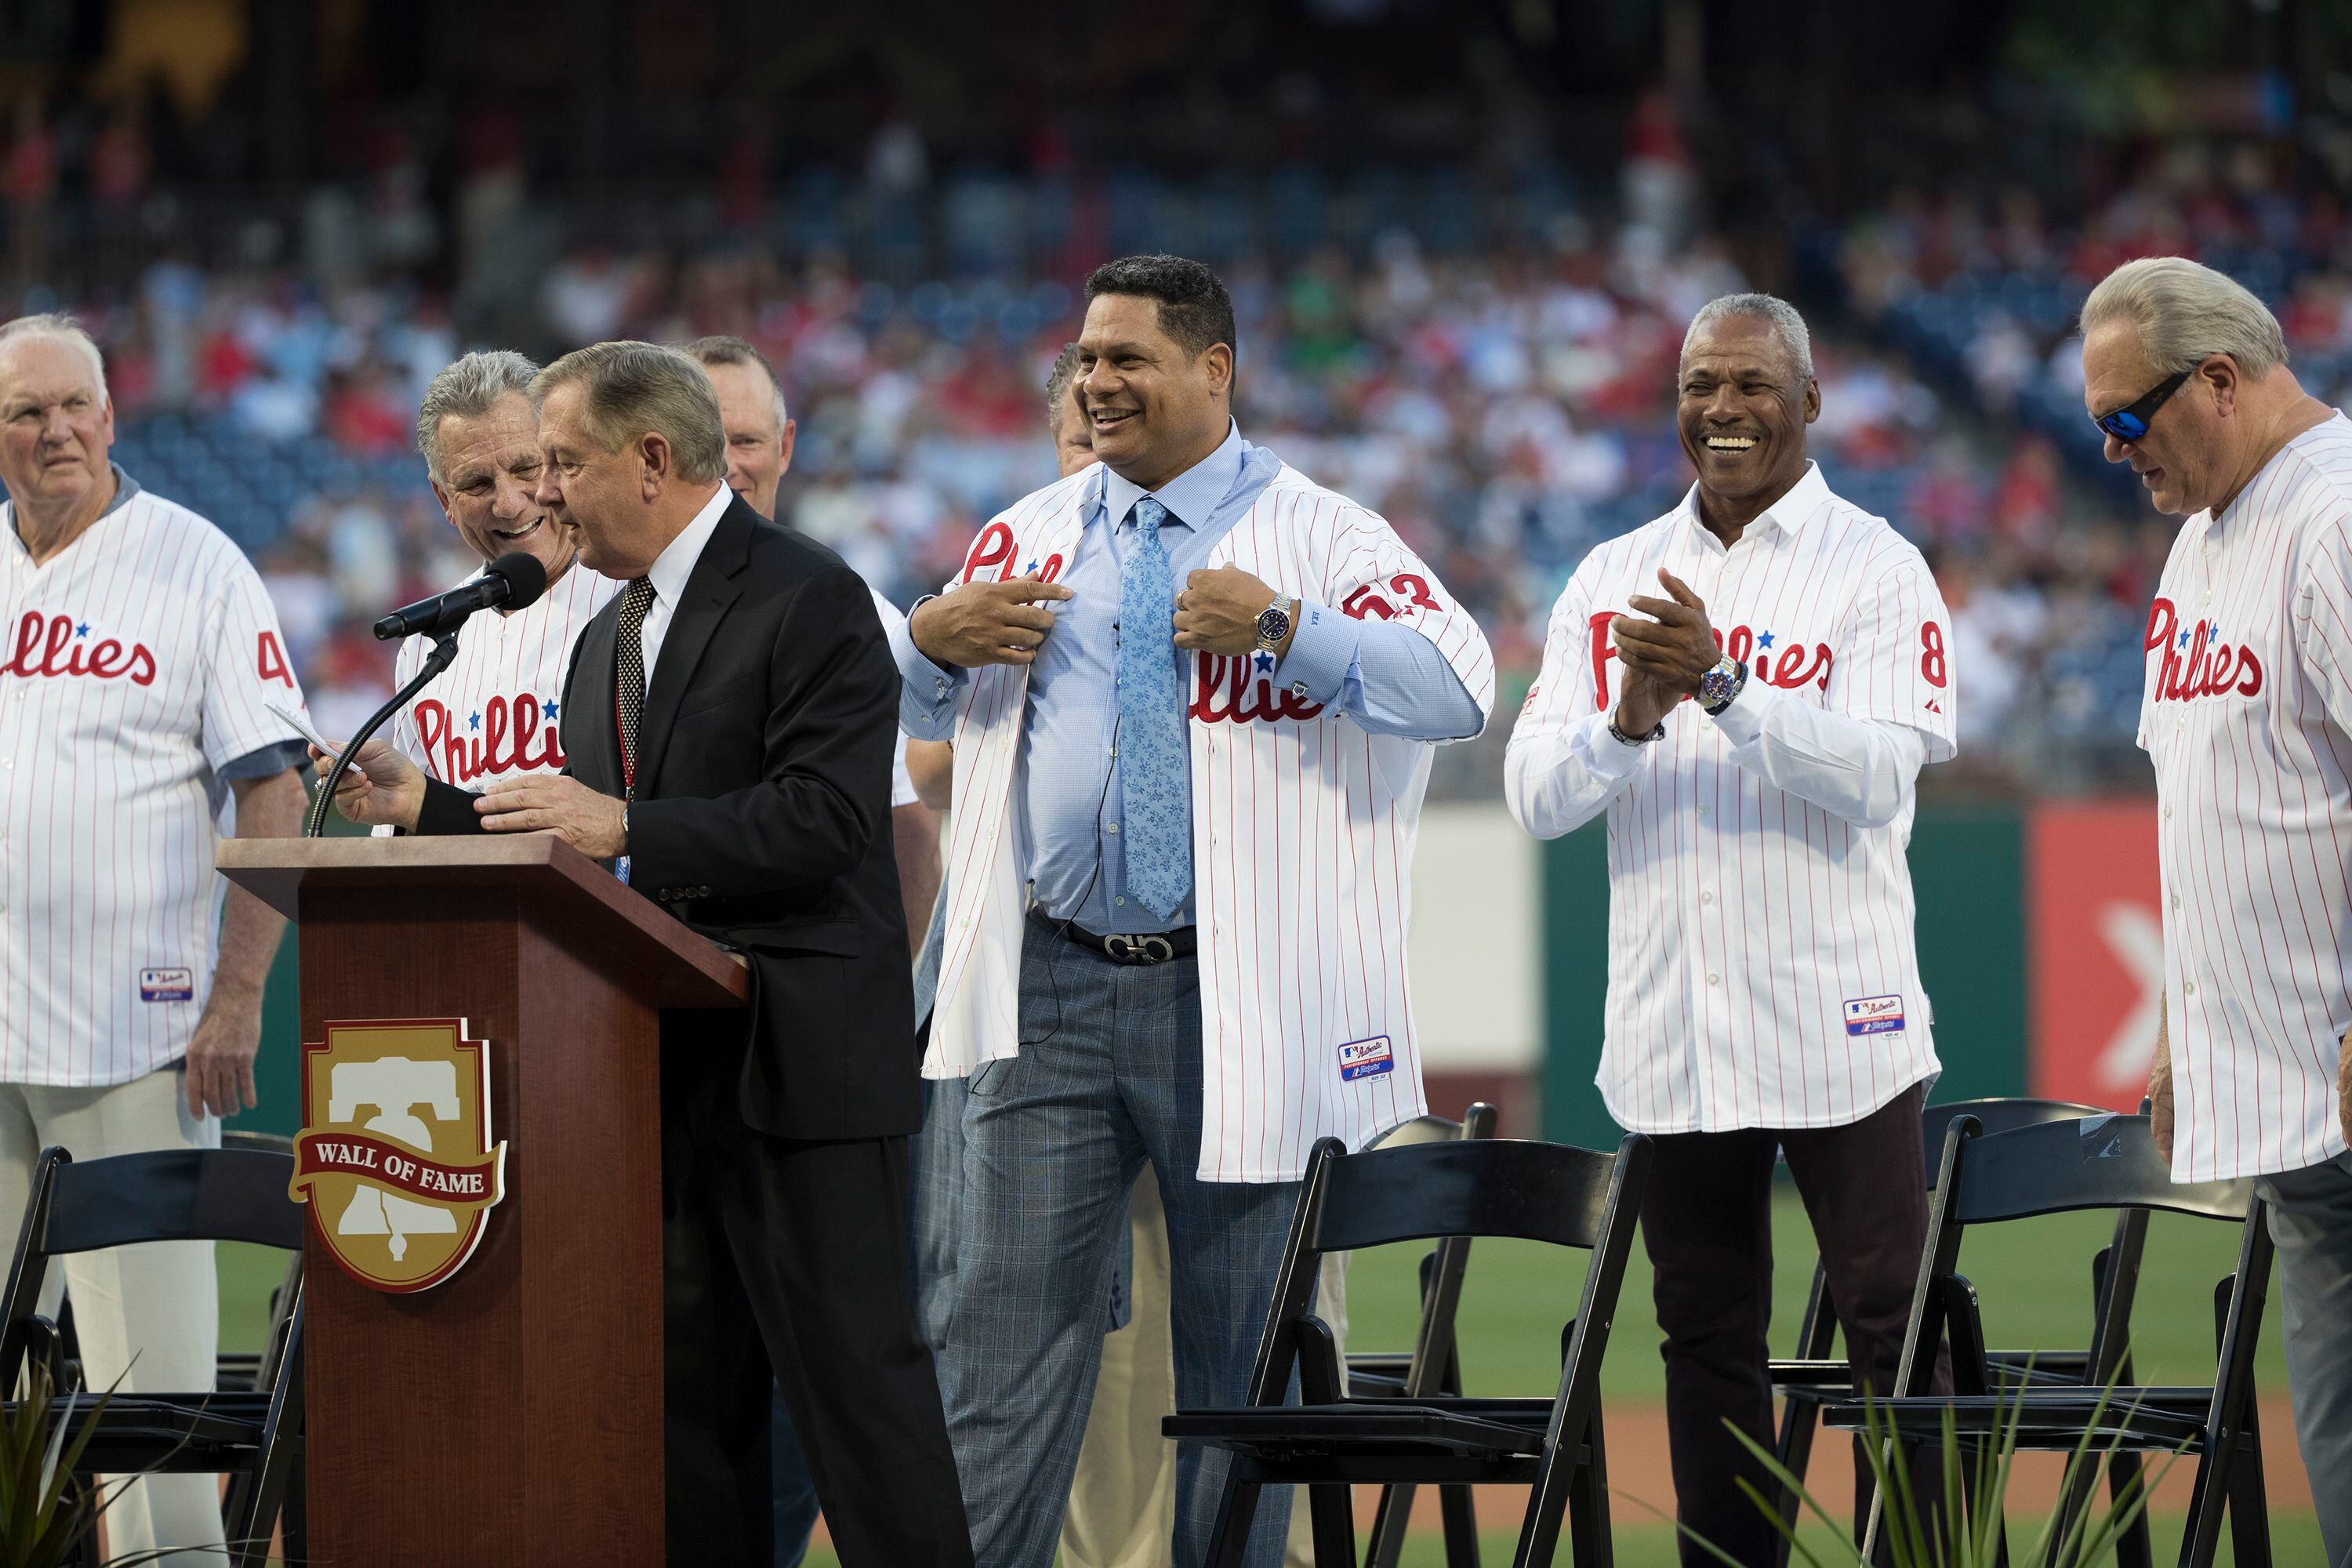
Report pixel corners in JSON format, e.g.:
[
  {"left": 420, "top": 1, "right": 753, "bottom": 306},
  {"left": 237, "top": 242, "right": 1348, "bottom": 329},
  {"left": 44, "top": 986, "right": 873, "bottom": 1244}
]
[{"left": 303, "top": 631, "right": 463, "bottom": 838}]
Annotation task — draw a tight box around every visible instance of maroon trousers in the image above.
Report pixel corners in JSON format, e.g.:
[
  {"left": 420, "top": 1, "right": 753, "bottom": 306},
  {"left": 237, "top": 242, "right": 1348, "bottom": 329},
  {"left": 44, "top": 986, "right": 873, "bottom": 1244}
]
[{"left": 1639, "top": 1081, "right": 1947, "bottom": 1567}]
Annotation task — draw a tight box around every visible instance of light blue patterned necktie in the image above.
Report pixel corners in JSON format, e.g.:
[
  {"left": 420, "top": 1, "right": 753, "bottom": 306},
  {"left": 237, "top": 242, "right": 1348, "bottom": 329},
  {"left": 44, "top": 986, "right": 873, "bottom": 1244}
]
[{"left": 1117, "top": 496, "right": 1191, "bottom": 922}]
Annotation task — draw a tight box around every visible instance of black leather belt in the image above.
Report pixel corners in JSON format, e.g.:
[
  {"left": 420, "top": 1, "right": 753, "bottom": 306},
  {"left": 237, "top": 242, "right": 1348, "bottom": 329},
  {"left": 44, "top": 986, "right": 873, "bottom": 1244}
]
[{"left": 1032, "top": 909, "right": 1198, "bottom": 966}]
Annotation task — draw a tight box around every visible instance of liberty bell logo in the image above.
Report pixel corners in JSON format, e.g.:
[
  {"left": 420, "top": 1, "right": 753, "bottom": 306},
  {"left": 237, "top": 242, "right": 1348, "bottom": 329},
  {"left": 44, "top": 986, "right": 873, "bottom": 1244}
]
[{"left": 290, "top": 1019, "right": 508, "bottom": 1293}]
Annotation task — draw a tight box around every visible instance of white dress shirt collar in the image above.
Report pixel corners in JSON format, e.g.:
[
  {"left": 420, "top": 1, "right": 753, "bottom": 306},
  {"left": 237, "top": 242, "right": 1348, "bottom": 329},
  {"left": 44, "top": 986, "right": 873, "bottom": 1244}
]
[
  {"left": 1101, "top": 420, "right": 1245, "bottom": 532},
  {"left": 637, "top": 482, "right": 733, "bottom": 682},
  {"left": 646, "top": 482, "right": 732, "bottom": 605},
  {"left": 1676, "top": 459, "right": 1833, "bottom": 544}
]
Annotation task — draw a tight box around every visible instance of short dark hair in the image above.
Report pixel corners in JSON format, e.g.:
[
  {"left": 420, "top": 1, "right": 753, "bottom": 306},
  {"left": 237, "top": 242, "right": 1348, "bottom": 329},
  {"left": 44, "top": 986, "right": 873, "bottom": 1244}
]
[
  {"left": 682, "top": 333, "right": 787, "bottom": 424},
  {"left": 1083, "top": 255, "right": 1236, "bottom": 364},
  {"left": 1044, "top": 341, "right": 1083, "bottom": 431}
]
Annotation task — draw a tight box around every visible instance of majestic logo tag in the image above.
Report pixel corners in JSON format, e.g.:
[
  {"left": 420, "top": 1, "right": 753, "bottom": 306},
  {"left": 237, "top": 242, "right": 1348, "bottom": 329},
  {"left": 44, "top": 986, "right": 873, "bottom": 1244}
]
[
  {"left": 1843, "top": 994, "right": 1907, "bottom": 1036},
  {"left": 289, "top": 1018, "right": 508, "bottom": 1294},
  {"left": 1337, "top": 1034, "right": 1396, "bottom": 1081}
]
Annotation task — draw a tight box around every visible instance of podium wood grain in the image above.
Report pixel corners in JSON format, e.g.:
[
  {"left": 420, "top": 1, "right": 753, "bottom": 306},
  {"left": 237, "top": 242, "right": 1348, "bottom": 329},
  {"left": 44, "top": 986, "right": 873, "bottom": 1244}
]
[{"left": 220, "top": 837, "right": 746, "bottom": 1566}]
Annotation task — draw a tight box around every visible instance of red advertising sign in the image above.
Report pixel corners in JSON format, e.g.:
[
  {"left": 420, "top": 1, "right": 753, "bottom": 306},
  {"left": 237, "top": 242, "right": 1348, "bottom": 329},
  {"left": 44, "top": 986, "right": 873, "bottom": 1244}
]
[{"left": 2027, "top": 801, "right": 2163, "bottom": 1111}]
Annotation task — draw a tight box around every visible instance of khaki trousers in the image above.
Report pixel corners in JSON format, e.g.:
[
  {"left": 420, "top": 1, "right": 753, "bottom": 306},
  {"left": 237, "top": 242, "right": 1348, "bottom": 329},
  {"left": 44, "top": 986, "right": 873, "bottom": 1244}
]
[
  {"left": 0, "top": 1069, "right": 225, "bottom": 1566},
  {"left": 1060, "top": 1167, "right": 1349, "bottom": 1568}
]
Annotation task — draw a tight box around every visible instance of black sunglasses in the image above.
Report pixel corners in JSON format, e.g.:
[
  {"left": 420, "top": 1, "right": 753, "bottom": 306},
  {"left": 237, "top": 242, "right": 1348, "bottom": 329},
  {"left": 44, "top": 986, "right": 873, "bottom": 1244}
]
[{"left": 2091, "top": 367, "right": 2193, "bottom": 443}]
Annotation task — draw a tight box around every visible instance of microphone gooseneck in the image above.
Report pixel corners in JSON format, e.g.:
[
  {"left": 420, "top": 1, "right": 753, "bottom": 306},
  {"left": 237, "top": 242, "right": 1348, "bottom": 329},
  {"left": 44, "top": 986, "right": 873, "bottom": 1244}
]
[{"left": 303, "top": 632, "right": 463, "bottom": 838}]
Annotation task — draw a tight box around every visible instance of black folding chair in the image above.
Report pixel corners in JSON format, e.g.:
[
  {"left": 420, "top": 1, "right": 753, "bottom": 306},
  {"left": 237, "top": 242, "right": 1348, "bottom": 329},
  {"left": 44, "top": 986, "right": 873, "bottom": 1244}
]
[
  {"left": 1345, "top": 1103, "right": 1499, "bottom": 1568},
  {"left": 212, "top": 1130, "right": 303, "bottom": 1399},
  {"left": 1167, "top": 1132, "right": 1651, "bottom": 1568},
  {"left": 2, "top": 1145, "right": 307, "bottom": 1568},
  {"left": 1769, "top": 1096, "right": 2135, "bottom": 1559},
  {"left": 1820, "top": 1113, "right": 2270, "bottom": 1568}
]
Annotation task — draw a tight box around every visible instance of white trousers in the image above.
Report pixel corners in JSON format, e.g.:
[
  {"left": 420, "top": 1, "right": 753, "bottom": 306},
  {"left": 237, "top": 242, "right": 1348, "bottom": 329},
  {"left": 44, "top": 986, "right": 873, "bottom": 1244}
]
[{"left": 0, "top": 1069, "right": 225, "bottom": 1565}]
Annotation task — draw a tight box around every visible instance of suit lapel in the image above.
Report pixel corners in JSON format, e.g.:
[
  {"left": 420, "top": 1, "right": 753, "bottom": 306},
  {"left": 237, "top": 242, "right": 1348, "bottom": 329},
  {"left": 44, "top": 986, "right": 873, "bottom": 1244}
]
[
  {"left": 564, "top": 606, "right": 624, "bottom": 797},
  {"left": 634, "top": 496, "right": 753, "bottom": 792}
]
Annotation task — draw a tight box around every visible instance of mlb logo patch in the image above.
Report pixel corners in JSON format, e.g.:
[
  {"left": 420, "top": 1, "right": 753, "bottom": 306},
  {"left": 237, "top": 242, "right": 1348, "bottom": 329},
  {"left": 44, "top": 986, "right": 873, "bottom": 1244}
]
[
  {"left": 1337, "top": 1036, "right": 1395, "bottom": 1082},
  {"left": 140, "top": 967, "right": 195, "bottom": 1003},
  {"left": 1844, "top": 994, "right": 1905, "bottom": 1036}
]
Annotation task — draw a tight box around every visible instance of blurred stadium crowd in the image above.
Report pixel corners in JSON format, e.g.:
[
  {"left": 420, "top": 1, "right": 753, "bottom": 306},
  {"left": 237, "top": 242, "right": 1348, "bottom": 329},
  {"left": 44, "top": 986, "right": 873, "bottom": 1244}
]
[{"left": 13, "top": 108, "right": 2351, "bottom": 795}]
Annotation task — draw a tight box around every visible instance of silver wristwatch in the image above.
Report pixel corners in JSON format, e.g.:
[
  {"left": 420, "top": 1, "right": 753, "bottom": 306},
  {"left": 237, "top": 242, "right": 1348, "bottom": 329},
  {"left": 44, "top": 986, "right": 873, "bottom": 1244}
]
[
  {"left": 1699, "top": 655, "right": 1748, "bottom": 716},
  {"left": 1254, "top": 593, "right": 1297, "bottom": 655}
]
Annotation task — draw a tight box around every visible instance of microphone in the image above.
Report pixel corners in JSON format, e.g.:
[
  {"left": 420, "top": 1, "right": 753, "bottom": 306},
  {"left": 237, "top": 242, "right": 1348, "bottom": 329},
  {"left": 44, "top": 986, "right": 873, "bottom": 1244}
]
[{"left": 372, "top": 551, "right": 549, "bottom": 640}]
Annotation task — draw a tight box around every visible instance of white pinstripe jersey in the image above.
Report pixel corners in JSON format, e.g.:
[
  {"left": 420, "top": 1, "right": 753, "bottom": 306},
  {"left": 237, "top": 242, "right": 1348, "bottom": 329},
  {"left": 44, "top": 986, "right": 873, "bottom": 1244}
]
[
  {"left": 387, "top": 561, "right": 621, "bottom": 786},
  {"left": 0, "top": 476, "right": 306, "bottom": 1085},
  {"left": 390, "top": 569, "right": 920, "bottom": 808},
  {"left": 925, "top": 462, "right": 1497, "bottom": 1181},
  {"left": 2140, "top": 412, "right": 2352, "bottom": 1182},
  {"left": 1512, "top": 463, "right": 1956, "bottom": 1134}
]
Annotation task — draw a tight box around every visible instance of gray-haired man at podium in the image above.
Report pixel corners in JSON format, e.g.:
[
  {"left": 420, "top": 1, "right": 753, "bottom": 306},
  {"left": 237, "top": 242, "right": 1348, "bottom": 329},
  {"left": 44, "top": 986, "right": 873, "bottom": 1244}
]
[{"left": 316, "top": 340, "right": 971, "bottom": 1566}]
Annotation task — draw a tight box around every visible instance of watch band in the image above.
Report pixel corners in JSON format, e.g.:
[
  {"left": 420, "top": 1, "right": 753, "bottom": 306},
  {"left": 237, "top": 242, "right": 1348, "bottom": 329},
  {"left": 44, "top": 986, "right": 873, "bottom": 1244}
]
[
  {"left": 1253, "top": 593, "right": 1296, "bottom": 655},
  {"left": 1606, "top": 713, "right": 1666, "bottom": 747},
  {"left": 1699, "top": 655, "right": 1748, "bottom": 717}
]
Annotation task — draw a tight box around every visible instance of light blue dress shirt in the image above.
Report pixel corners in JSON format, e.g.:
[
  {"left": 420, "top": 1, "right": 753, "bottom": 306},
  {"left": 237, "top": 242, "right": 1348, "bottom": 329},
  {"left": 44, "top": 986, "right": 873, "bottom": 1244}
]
[{"left": 896, "top": 423, "right": 1483, "bottom": 935}]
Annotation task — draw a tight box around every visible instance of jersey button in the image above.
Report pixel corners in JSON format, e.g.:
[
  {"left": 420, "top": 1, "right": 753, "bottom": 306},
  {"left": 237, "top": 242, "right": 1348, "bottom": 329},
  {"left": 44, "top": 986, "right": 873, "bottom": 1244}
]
[
  {"left": 1700, "top": 890, "right": 1715, "bottom": 905},
  {"left": 2184, "top": 980, "right": 2197, "bottom": 995},
  {"left": 1707, "top": 972, "right": 1720, "bottom": 986}
]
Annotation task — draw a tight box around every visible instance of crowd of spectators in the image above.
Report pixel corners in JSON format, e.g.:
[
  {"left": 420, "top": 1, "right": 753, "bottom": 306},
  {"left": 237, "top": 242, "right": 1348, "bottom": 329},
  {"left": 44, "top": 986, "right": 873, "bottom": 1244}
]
[
  {"left": 1821, "top": 136, "right": 2352, "bottom": 783},
  {"left": 35, "top": 143, "right": 2352, "bottom": 794}
]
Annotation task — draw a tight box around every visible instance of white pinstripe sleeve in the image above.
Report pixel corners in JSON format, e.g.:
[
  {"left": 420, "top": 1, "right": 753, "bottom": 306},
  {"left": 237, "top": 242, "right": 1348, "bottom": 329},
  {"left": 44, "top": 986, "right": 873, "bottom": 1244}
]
[
  {"left": 1821, "top": 542, "right": 1958, "bottom": 760},
  {"left": 387, "top": 631, "right": 426, "bottom": 766},
  {"left": 1504, "top": 561, "right": 1646, "bottom": 839},
  {"left": 200, "top": 554, "right": 307, "bottom": 772},
  {"left": 1305, "top": 506, "right": 1497, "bottom": 727},
  {"left": 2292, "top": 517, "right": 2352, "bottom": 735}
]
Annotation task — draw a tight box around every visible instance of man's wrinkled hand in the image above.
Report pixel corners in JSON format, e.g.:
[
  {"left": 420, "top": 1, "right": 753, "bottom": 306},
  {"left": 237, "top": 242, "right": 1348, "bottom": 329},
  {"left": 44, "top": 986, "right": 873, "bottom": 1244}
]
[
  {"left": 310, "top": 737, "right": 425, "bottom": 832},
  {"left": 185, "top": 996, "right": 260, "bottom": 1120},
  {"left": 910, "top": 572, "right": 1074, "bottom": 668},
  {"left": 2149, "top": 1013, "right": 2176, "bottom": 1164},
  {"left": 1613, "top": 568, "right": 1720, "bottom": 698},
  {"left": 1175, "top": 565, "right": 1288, "bottom": 657},
  {"left": 2339, "top": 1025, "right": 2350, "bottom": 1152},
  {"left": 1613, "top": 665, "right": 1680, "bottom": 738},
  {"left": 477, "top": 775, "right": 628, "bottom": 857}
]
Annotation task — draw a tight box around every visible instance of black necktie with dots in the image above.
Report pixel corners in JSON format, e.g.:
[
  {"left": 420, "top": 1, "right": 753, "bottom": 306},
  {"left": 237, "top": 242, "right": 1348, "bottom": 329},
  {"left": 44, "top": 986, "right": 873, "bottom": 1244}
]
[{"left": 614, "top": 575, "right": 655, "bottom": 798}]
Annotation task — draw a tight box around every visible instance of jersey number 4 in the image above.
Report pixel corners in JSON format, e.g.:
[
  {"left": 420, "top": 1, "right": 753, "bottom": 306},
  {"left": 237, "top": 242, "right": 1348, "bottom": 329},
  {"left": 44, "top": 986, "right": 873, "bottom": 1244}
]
[{"left": 257, "top": 631, "right": 295, "bottom": 688}]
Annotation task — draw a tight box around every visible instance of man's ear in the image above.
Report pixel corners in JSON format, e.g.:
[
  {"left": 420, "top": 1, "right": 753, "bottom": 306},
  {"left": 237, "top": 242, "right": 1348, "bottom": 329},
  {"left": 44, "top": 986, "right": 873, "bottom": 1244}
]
[
  {"left": 2201, "top": 354, "right": 2241, "bottom": 418},
  {"left": 428, "top": 478, "right": 457, "bottom": 528},
  {"left": 1202, "top": 343, "right": 1234, "bottom": 397},
  {"left": 1802, "top": 377, "right": 1822, "bottom": 426},
  {"left": 637, "top": 431, "right": 673, "bottom": 496}
]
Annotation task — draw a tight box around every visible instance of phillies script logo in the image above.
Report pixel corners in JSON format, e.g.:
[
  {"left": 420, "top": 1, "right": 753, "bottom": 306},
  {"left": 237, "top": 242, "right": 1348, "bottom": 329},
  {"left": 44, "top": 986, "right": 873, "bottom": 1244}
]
[
  {"left": 290, "top": 1018, "right": 508, "bottom": 1294},
  {"left": 1584, "top": 612, "right": 1832, "bottom": 710},
  {"left": 2144, "top": 597, "right": 2263, "bottom": 702},
  {"left": 416, "top": 695, "right": 565, "bottom": 785},
  {"left": 3, "top": 611, "right": 157, "bottom": 686},
  {"left": 1192, "top": 651, "right": 1326, "bottom": 725}
]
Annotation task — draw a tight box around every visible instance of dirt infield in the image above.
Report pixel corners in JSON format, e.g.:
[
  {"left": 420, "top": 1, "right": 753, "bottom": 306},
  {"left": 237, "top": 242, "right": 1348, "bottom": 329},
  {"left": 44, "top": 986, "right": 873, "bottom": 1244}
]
[
  {"left": 803, "top": 1391, "right": 2310, "bottom": 1548},
  {"left": 1359, "top": 1391, "right": 2312, "bottom": 1532}
]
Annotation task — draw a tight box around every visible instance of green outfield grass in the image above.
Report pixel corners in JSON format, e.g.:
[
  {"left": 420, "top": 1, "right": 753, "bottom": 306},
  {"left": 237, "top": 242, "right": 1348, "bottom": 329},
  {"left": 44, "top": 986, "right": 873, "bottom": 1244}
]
[
  {"left": 1339, "top": 1186, "right": 2292, "bottom": 1401},
  {"left": 225, "top": 1181, "right": 2314, "bottom": 1563}
]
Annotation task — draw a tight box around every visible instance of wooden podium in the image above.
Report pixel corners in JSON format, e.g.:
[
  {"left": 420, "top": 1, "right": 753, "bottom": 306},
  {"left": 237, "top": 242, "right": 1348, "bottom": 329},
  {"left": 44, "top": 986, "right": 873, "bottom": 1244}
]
[{"left": 220, "top": 837, "right": 747, "bottom": 1566}]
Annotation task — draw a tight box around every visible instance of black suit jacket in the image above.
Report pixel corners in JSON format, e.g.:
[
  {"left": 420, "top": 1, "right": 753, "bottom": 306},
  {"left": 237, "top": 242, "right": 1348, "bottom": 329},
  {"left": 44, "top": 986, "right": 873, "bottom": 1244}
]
[{"left": 418, "top": 494, "right": 921, "bottom": 1141}]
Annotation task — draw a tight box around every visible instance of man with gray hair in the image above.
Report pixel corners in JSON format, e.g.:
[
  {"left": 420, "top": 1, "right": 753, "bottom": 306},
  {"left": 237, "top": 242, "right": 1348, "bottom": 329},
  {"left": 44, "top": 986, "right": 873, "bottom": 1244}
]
[
  {"left": 316, "top": 339, "right": 970, "bottom": 1564},
  {"left": 1508, "top": 292, "right": 1958, "bottom": 1562},
  {"left": 0, "top": 312, "right": 310, "bottom": 1563},
  {"left": 379, "top": 350, "right": 620, "bottom": 793},
  {"left": 2082, "top": 255, "right": 2352, "bottom": 1564}
]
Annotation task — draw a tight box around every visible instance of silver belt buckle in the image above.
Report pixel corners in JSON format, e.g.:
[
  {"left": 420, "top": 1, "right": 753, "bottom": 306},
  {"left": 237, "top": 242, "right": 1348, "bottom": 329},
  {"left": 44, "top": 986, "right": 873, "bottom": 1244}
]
[{"left": 1103, "top": 933, "right": 1175, "bottom": 965}]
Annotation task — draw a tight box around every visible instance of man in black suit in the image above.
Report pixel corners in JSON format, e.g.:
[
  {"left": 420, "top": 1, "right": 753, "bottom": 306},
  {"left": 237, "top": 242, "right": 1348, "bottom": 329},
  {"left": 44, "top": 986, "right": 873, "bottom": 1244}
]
[{"left": 318, "top": 340, "right": 971, "bottom": 1566}]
